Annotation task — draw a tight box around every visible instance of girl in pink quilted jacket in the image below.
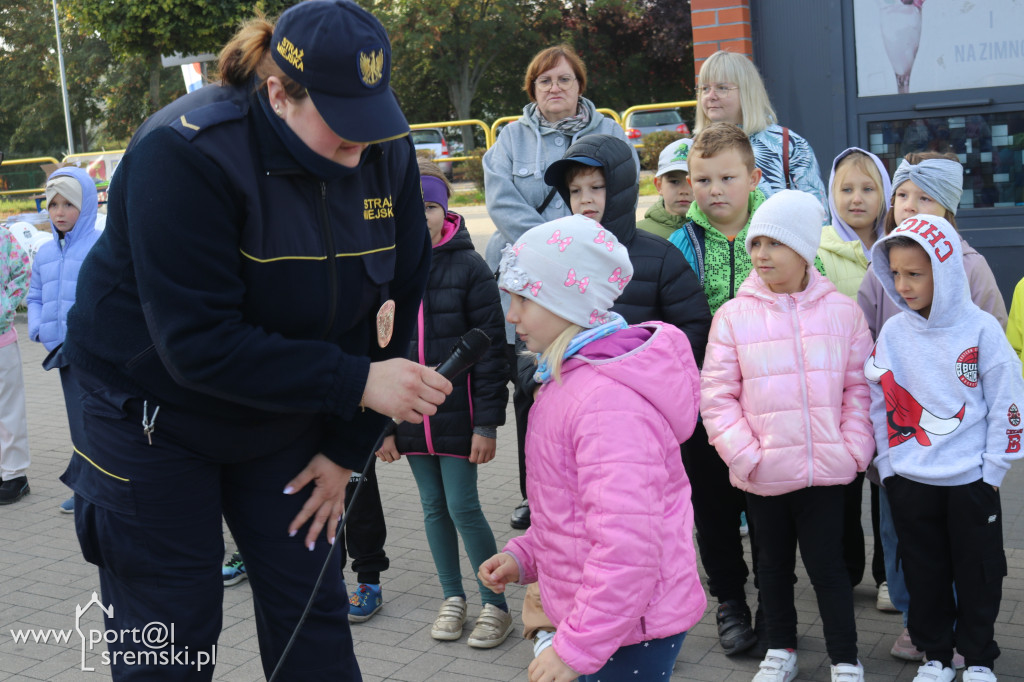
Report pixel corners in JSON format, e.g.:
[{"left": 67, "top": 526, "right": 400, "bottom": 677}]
[
  {"left": 701, "top": 190, "right": 875, "bottom": 682},
  {"left": 477, "top": 214, "right": 706, "bottom": 682}
]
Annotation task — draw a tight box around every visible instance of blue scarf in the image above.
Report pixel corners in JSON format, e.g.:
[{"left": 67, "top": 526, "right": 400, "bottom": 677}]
[{"left": 533, "top": 313, "right": 628, "bottom": 384}]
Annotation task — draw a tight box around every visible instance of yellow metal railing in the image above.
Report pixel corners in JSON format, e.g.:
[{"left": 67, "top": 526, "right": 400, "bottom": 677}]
[
  {"left": 2, "top": 102, "right": 694, "bottom": 199},
  {"left": 410, "top": 120, "right": 492, "bottom": 166},
  {"left": 597, "top": 108, "right": 622, "bottom": 126},
  {"left": 621, "top": 101, "right": 698, "bottom": 149},
  {"left": 0, "top": 157, "right": 60, "bottom": 197},
  {"left": 491, "top": 108, "right": 625, "bottom": 142},
  {"left": 61, "top": 151, "right": 125, "bottom": 183}
]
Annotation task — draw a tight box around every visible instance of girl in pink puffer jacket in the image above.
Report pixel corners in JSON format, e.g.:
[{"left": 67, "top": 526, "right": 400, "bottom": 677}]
[
  {"left": 701, "top": 190, "right": 875, "bottom": 682},
  {"left": 478, "top": 214, "right": 705, "bottom": 682}
]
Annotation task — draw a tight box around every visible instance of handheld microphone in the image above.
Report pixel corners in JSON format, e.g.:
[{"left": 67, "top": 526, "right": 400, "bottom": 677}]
[{"left": 381, "top": 328, "right": 492, "bottom": 438}]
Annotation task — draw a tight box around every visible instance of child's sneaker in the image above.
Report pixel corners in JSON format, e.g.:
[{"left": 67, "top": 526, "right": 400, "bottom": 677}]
[
  {"left": 891, "top": 628, "right": 925, "bottom": 661},
  {"left": 876, "top": 581, "right": 898, "bottom": 612},
  {"left": 467, "top": 604, "right": 513, "bottom": 649},
  {"left": 222, "top": 552, "right": 247, "bottom": 586},
  {"left": 430, "top": 596, "right": 467, "bottom": 641},
  {"left": 962, "top": 666, "right": 997, "bottom": 682},
  {"left": 912, "top": 660, "right": 956, "bottom": 682},
  {"left": 717, "top": 600, "right": 757, "bottom": 655},
  {"left": 753, "top": 648, "right": 798, "bottom": 682},
  {"left": 831, "top": 661, "right": 864, "bottom": 682},
  {"left": 59, "top": 497, "right": 75, "bottom": 514},
  {"left": 740, "top": 511, "right": 749, "bottom": 537},
  {"left": 348, "top": 583, "right": 382, "bottom": 623}
]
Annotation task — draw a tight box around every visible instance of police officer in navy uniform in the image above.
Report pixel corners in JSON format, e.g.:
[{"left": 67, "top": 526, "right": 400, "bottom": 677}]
[{"left": 60, "top": 2, "right": 451, "bottom": 679}]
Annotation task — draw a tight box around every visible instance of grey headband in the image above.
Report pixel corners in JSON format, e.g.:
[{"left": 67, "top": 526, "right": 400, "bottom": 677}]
[{"left": 891, "top": 158, "right": 963, "bottom": 212}]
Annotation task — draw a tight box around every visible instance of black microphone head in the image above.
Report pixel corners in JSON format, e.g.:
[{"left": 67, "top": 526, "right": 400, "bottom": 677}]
[
  {"left": 460, "top": 328, "right": 491, "bottom": 362},
  {"left": 436, "top": 328, "right": 492, "bottom": 381}
]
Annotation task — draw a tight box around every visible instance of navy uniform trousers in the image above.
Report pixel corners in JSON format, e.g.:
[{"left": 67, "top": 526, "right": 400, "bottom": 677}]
[{"left": 62, "top": 368, "right": 361, "bottom": 681}]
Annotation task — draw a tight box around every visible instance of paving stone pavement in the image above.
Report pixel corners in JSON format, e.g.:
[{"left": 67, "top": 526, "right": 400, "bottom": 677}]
[{"left": 2, "top": 202, "right": 1024, "bottom": 680}]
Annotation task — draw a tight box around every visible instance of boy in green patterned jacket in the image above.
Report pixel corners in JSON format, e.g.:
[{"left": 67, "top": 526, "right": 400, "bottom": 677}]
[{"left": 668, "top": 122, "right": 770, "bottom": 657}]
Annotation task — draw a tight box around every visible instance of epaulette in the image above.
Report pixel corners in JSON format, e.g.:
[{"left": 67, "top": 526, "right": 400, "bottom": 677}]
[{"left": 169, "top": 100, "right": 247, "bottom": 141}]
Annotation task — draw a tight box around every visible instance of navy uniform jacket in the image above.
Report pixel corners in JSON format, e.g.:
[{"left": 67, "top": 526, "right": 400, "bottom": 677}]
[{"left": 64, "top": 82, "right": 431, "bottom": 471}]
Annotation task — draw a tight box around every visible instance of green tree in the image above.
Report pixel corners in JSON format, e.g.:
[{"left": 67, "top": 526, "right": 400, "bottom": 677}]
[
  {"left": 560, "top": 0, "right": 694, "bottom": 111},
  {"left": 66, "top": 0, "right": 293, "bottom": 123},
  {"left": 370, "top": 0, "right": 692, "bottom": 144},
  {"left": 0, "top": 1, "right": 110, "bottom": 159},
  {"left": 365, "top": 0, "right": 553, "bottom": 150}
]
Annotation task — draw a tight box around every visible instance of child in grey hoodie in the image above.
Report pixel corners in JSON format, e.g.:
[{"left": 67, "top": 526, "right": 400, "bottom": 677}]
[{"left": 866, "top": 214, "right": 1023, "bottom": 682}]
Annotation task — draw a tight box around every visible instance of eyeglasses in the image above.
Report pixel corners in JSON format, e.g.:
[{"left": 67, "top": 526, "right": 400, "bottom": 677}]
[
  {"left": 699, "top": 83, "right": 739, "bottom": 96},
  {"left": 535, "top": 75, "right": 577, "bottom": 91}
]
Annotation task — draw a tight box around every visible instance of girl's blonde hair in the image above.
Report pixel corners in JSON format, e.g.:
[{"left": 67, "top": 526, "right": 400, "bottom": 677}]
[
  {"left": 533, "top": 323, "right": 584, "bottom": 384},
  {"left": 883, "top": 150, "right": 960, "bottom": 233},
  {"left": 694, "top": 51, "right": 776, "bottom": 136},
  {"left": 833, "top": 151, "right": 887, "bottom": 227},
  {"left": 216, "top": 12, "right": 306, "bottom": 100}
]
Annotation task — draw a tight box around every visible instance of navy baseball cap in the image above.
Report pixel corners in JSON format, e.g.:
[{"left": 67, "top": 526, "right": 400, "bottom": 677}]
[
  {"left": 543, "top": 155, "right": 603, "bottom": 188},
  {"left": 271, "top": 0, "right": 409, "bottom": 144}
]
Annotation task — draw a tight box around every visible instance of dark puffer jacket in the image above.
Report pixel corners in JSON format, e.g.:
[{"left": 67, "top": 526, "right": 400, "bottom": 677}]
[
  {"left": 395, "top": 212, "right": 509, "bottom": 457},
  {"left": 545, "top": 134, "right": 711, "bottom": 366}
]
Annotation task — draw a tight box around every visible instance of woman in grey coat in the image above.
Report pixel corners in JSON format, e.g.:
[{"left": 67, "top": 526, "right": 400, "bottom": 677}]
[{"left": 482, "top": 44, "right": 638, "bottom": 529}]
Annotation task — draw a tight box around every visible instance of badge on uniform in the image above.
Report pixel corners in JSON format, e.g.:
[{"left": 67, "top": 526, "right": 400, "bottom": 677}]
[{"left": 376, "top": 300, "right": 395, "bottom": 348}]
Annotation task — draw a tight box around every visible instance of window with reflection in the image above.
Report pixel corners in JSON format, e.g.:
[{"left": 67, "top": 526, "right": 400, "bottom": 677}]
[{"left": 868, "top": 112, "right": 1024, "bottom": 208}]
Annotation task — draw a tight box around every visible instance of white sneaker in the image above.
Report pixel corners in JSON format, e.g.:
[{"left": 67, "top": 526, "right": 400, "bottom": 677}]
[
  {"left": 753, "top": 649, "right": 798, "bottom": 682},
  {"left": 832, "top": 661, "right": 864, "bottom": 682},
  {"left": 876, "top": 581, "right": 898, "bottom": 612},
  {"left": 430, "top": 596, "right": 467, "bottom": 641},
  {"left": 962, "top": 666, "right": 997, "bottom": 682},
  {"left": 913, "top": 660, "right": 956, "bottom": 682}
]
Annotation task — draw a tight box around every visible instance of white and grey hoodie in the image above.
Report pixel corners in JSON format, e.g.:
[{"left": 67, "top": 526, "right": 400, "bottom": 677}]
[{"left": 866, "top": 214, "right": 1023, "bottom": 487}]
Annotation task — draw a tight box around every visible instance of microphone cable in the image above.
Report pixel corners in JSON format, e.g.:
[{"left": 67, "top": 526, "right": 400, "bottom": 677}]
[{"left": 267, "top": 328, "right": 491, "bottom": 681}]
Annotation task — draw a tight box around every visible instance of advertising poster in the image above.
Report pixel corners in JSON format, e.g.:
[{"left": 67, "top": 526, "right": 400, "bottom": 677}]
[{"left": 854, "top": 0, "right": 1024, "bottom": 97}]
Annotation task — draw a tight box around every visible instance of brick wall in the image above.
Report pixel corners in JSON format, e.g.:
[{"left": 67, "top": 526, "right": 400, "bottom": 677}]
[{"left": 691, "top": 0, "right": 753, "bottom": 72}]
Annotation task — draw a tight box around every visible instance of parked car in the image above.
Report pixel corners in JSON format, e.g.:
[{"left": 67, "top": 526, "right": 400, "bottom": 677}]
[
  {"left": 411, "top": 128, "right": 453, "bottom": 179},
  {"left": 623, "top": 108, "right": 691, "bottom": 145}
]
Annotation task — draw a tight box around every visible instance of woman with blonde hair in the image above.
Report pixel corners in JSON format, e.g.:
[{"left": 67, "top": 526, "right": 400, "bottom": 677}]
[{"left": 695, "top": 50, "right": 828, "bottom": 210}]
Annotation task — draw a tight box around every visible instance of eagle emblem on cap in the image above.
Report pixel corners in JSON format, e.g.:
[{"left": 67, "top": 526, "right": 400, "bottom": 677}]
[{"left": 359, "top": 49, "right": 385, "bottom": 86}]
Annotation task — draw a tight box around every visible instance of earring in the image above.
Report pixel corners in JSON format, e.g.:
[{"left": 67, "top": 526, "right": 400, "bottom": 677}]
[{"left": 274, "top": 105, "right": 282, "bottom": 115}]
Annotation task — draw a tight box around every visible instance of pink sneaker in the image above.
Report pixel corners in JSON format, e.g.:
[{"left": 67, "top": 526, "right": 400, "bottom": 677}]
[{"left": 891, "top": 629, "right": 925, "bottom": 661}]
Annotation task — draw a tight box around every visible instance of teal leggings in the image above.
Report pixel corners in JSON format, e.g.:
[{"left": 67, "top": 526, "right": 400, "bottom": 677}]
[{"left": 406, "top": 455, "right": 505, "bottom": 607}]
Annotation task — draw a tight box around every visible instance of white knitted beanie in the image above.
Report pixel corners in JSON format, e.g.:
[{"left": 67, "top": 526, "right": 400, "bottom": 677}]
[{"left": 745, "top": 189, "right": 824, "bottom": 265}]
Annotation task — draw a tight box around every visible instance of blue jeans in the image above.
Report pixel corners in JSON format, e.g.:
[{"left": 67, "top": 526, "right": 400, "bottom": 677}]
[
  {"left": 579, "top": 632, "right": 687, "bottom": 681},
  {"left": 879, "top": 486, "right": 911, "bottom": 623}
]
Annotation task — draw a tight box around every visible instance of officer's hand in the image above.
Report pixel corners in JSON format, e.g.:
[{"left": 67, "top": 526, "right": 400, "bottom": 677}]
[
  {"left": 362, "top": 358, "right": 451, "bottom": 424},
  {"left": 284, "top": 453, "right": 349, "bottom": 550}
]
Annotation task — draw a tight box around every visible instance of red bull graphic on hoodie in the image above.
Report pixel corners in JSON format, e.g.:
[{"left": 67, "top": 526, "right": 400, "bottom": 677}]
[{"left": 865, "top": 348, "right": 965, "bottom": 448}]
